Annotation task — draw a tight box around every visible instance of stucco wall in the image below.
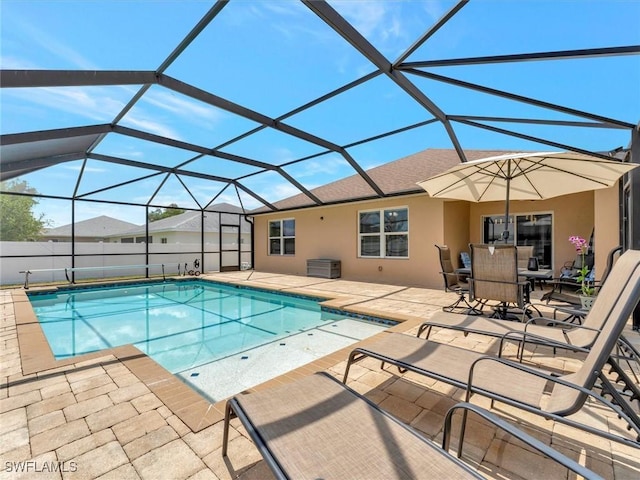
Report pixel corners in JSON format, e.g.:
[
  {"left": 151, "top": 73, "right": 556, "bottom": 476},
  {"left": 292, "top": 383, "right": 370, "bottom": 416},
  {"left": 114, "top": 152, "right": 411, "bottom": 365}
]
[
  {"left": 443, "top": 201, "right": 471, "bottom": 270},
  {"left": 254, "top": 194, "right": 446, "bottom": 288},
  {"left": 253, "top": 185, "right": 622, "bottom": 287},
  {"left": 467, "top": 190, "right": 608, "bottom": 275},
  {"left": 594, "top": 186, "right": 622, "bottom": 275}
]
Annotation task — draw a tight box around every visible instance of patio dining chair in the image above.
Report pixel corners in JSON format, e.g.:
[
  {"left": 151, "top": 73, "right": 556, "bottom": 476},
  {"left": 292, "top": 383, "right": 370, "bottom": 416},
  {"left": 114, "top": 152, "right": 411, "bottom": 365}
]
[
  {"left": 435, "top": 245, "right": 481, "bottom": 314},
  {"left": 516, "top": 245, "right": 534, "bottom": 270},
  {"left": 221, "top": 371, "right": 602, "bottom": 480},
  {"left": 468, "top": 244, "right": 533, "bottom": 320},
  {"left": 417, "top": 246, "right": 636, "bottom": 362},
  {"left": 342, "top": 249, "right": 640, "bottom": 449}
]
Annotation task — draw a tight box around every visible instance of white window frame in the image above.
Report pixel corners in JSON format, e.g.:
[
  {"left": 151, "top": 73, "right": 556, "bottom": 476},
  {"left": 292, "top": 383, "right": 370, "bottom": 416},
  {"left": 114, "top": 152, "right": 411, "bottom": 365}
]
[
  {"left": 358, "top": 207, "right": 409, "bottom": 258},
  {"left": 268, "top": 218, "right": 295, "bottom": 256}
]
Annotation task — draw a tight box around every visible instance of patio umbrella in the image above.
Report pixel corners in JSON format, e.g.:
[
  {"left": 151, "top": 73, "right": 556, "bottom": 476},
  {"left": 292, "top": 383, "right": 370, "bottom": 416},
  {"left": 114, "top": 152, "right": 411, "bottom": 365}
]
[{"left": 417, "top": 151, "right": 638, "bottom": 240}]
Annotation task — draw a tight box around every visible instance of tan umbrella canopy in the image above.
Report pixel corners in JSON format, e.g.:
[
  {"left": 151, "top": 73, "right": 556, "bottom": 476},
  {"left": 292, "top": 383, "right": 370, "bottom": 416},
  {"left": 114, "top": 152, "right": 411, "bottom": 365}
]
[{"left": 417, "top": 151, "right": 638, "bottom": 240}]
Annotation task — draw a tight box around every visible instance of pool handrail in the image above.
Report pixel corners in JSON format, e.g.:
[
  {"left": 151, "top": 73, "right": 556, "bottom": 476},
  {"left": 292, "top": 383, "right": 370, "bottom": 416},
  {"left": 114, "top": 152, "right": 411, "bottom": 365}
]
[{"left": 19, "top": 263, "right": 169, "bottom": 289}]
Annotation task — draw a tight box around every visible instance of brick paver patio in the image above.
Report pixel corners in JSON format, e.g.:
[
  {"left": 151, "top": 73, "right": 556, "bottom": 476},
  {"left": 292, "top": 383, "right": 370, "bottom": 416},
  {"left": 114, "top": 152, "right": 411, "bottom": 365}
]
[{"left": 1, "top": 272, "right": 639, "bottom": 479}]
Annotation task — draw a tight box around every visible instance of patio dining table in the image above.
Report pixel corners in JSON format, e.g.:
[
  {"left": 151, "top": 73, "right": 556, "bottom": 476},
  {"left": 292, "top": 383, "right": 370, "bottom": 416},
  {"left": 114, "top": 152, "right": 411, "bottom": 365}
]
[{"left": 455, "top": 267, "right": 553, "bottom": 291}]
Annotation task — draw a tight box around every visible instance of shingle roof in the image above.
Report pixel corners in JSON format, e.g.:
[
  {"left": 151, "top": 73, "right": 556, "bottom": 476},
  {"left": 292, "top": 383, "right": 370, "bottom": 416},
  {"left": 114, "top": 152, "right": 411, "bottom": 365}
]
[
  {"left": 42, "top": 215, "right": 139, "bottom": 237},
  {"left": 252, "top": 148, "right": 517, "bottom": 213},
  {"left": 42, "top": 203, "right": 248, "bottom": 238},
  {"left": 115, "top": 203, "right": 247, "bottom": 236}
]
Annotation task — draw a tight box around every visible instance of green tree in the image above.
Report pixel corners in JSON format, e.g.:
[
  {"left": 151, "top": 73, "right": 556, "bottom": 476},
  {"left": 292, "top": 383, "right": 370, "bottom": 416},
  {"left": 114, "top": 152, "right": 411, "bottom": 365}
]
[
  {"left": 147, "top": 203, "right": 185, "bottom": 222},
  {"left": 0, "top": 179, "right": 49, "bottom": 241}
]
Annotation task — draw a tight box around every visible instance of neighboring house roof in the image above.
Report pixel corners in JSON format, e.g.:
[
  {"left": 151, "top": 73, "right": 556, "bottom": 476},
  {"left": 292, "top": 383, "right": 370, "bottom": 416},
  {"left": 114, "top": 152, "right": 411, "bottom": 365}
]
[
  {"left": 42, "top": 203, "right": 249, "bottom": 239},
  {"left": 42, "top": 215, "right": 139, "bottom": 238},
  {"left": 110, "top": 203, "right": 249, "bottom": 237},
  {"left": 251, "top": 148, "right": 519, "bottom": 213}
]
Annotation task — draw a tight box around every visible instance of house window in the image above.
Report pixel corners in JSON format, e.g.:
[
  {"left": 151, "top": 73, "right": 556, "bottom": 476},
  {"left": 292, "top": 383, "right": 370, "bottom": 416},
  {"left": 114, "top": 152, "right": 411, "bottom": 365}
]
[
  {"left": 121, "top": 237, "right": 134, "bottom": 243},
  {"left": 358, "top": 208, "right": 408, "bottom": 258},
  {"left": 269, "top": 219, "right": 295, "bottom": 255},
  {"left": 161, "top": 238, "right": 168, "bottom": 244},
  {"left": 482, "top": 213, "right": 553, "bottom": 268}
]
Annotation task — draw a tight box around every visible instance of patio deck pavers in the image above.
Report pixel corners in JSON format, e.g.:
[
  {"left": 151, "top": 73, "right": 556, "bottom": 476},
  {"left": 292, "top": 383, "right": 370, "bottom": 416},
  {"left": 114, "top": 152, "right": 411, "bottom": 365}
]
[{"left": 1, "top": 273, "right": 639, "bottom": 479}]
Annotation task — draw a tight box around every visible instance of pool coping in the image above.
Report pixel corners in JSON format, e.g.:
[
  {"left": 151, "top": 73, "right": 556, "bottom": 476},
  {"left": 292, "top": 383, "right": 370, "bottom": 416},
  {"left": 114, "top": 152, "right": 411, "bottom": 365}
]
[{"left": 11, "top": 277, "right": 423, "bottom": 433}]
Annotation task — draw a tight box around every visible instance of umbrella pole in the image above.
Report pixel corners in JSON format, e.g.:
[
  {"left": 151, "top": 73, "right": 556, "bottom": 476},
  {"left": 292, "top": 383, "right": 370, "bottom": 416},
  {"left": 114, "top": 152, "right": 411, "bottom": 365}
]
[{"left": 502, "top": 161, "right": 511, "bottom": 242}]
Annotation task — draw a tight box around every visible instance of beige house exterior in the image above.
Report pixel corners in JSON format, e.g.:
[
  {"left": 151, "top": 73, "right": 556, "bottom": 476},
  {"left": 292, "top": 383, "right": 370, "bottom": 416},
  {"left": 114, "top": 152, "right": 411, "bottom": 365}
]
[{"left": 251, "top": 149, "right": 622, "bottom": 289}]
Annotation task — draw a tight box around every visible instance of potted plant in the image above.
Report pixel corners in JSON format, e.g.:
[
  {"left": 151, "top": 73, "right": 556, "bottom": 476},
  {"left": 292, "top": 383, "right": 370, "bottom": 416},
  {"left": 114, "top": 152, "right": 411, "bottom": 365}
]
[{"left": 568, "top": 235, "right": 595, "bottom": 309}]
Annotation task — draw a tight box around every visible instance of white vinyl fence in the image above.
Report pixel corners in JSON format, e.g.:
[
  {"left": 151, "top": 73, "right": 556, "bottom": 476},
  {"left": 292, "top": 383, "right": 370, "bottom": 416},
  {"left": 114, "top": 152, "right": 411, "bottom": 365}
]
[{"left": 0, "top": 241, "right": 251, "bottom": 287}]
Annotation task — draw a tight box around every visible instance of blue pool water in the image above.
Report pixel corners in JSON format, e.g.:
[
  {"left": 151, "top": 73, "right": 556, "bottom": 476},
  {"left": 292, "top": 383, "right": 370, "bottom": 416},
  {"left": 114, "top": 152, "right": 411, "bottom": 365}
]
[{"left": 28, "top": 280, "right": 391, "bottom": 375}]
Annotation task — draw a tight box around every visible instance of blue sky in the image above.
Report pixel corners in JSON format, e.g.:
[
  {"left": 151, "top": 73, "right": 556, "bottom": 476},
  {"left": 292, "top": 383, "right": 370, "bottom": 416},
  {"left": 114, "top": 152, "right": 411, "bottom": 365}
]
[{"left": 1, "top": 0, "right": 639, "bottom": 226}]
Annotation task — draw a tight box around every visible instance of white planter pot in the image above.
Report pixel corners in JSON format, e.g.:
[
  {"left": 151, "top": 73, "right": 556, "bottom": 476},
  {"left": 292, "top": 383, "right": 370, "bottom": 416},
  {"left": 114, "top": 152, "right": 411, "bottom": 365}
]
[{"left": 580, "top": 295, "right": 595, "bottom": 311}]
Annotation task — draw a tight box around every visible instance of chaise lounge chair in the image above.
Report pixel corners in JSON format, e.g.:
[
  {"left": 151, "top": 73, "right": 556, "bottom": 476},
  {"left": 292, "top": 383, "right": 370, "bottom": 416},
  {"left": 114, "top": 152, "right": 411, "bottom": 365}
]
[
  {"left": 222, "top": 371, "right": 602, "bottom": 480},
  {"left": 342, "top": 249, "right": 640, "bottom": 448}
]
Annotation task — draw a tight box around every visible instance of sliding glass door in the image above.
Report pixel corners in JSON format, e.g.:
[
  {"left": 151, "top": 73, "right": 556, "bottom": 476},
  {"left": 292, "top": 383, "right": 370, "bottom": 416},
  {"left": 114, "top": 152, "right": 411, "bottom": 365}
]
[{"left": 482, "top": 213, "right": 552, "bottom": 268}]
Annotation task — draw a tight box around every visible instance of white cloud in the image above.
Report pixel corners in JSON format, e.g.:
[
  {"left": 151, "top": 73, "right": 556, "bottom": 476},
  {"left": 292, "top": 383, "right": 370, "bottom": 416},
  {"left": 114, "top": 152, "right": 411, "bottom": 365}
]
[
  {"left": 382, "top": 14, "right": 402, "bottom": 41},
  {"left": 106, "top": 145, "right": 147, "bottom": 160},
  {"left": 115, "top": 89, "right": 227, "bottom": 142},
  {"left": 332, "top": 1, "right": 387, "bottom": 39},
  {"left": 121, "top": 113, "right": 184, "bottom": 140},
  {"left": 11, "top": 15, "right": 98, "bottom": 69},
  {"left": 0, "top": 55, "right": 39, "bottom": 69},
  {"left": 270, "top": 182, "right": 306, "bottom": 200},
  {"left": 63, "top": 164, "right": 107, "bottom": 174},
  {"left": 269, "top": 146, "right": 297, "bottom": 164},
  {"left": 227, "top": 1, "right": 305, "bottom": 28},
  {"left": 262, "top": 2, "right": 306, "bottom": 17},
  {"left": 287, "top": 154, "right": 347, "bottom": 178},
  {"left": 2, "top": 85, "right": 135, "bottom": 125},
  {"left": 141, "top": 90, "right": 225, "bottom": 124},
  {"left": 149, "top": 193, "right": 199, "bottom": 209},
  {"left": 214, "top": 191, "right": 245, "bottom": 206},
  {"left": 242, "top": 179, "right": 303, "bottom": 206},
  {"left": 228, "top": 191, "right": 262, "bottom": 210},
  {"left": 421, "top": 1, "right": 449, "bottom": 22},
  {"left": 38, "top": 200, "right": 147, "bottom": 227},
  {"left": 328, "top": 1, "right": 450, "bottom": 59}
]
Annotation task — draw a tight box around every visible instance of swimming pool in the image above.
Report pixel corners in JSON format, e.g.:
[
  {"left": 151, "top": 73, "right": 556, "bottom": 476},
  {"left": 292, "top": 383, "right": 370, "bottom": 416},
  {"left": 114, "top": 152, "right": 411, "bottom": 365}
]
[{"left": 28, "top": 280, "right": 392, "bottom": 383}]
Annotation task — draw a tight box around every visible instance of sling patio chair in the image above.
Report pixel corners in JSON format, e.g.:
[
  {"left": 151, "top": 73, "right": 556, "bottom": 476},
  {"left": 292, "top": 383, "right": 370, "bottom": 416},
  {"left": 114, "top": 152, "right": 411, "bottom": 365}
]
[
  {"left": 342, "top": 249, "right": 640, "bottom": 449},
  {"left": 221, "top": 371, "right": 602, "bottom": 480},
  {"left": 416, "top": 246, "right": 638, "bottom": 362},
  {"left": 542, "top": 245, "right": 622, "bottom": 306},
  {"left": 434, "top": 244, "right": 481, "bottom": 315},
  {"left": 468, "top": 244, "right": 537, "bottom": 320},
  {"left": 516, "top": 245, "right": 534, "bottom": 270}
]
